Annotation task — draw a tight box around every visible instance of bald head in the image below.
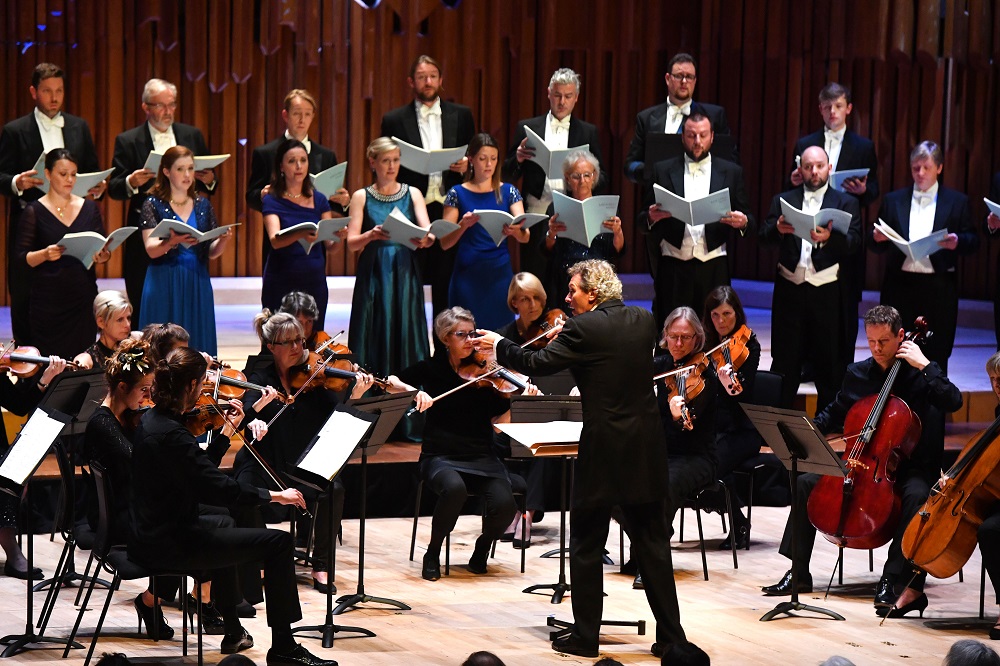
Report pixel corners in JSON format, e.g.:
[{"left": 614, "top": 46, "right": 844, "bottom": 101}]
[{"left": 799, "top": 145, "right": 831, "bottom": 190}]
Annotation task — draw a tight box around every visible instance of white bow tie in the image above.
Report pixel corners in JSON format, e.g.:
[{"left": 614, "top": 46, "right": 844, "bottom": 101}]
[
  {"left": 668, "top": 103, "right": 691, "bottom": 123},
  {"left": 550, "top": 116, "right": 570, "bottom": 133},
  {"left": 39, "top": 113, "right": 65, "bottom": 130},
  {"left": 687, "top": 161, "right": 706, "bottom": 177},
  {"left": 805, "top": 194, "right": 822, "bottom": 208},
  {"left": 913, "top": 191, "right": 933, "bottom": 207},
  {"left": 419, "top": 104, "right": 441, "bottom": 119}
]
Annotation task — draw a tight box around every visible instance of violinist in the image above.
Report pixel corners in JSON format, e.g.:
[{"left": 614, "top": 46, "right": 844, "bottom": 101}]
[
  {"left": 474, "top": 260, "right": 686, "bottom": 659},
  {"left": 0, "top": 353, "right": 69, "bottom": 580},
  {"left": 702, "top": 286, "right": 760, "bottom": 549},
  {"left": 276, "top": 291, "right": 324, "bottom": 351},
  {"left": 762, "top": 305, "right": 962, "bottom": 619},
  {"left": 235, "top": 310, "right": 373, "bottom": 599},
  {"left": 74, "top": 290, "right": 135, "bottom": 370},
  {"left": 977, "top": 350, "right": 1000, "bottom": 640},
  {"left": 128, "top": 347, "right": 336, "bottom": 666},
  {"left": 384, "top": 307, "right": 532, "bottom": 581},
  {"left": 141, "top": 322, "right": 192, "bottom": 363}
]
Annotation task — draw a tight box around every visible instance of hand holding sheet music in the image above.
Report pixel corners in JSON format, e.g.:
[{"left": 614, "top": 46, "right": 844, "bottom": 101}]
[
  {"left": 829, "top": 168, "right": 869, "bottom": 193},
  {"left": 148, "top": 219, "right": 240, "bottom": 244},
  {"left": 470, "top": 210, "right": 548, "bottom": 246},
  {"left": 392, "top": 137, "right": 468, "bottom": 175},
  {"left": 382, "top": 207, "right": 457, "bottom": 248},
  {"left": 778, "top": 198, "right": 854, "bottom": 246},
  {"left": 652, "top": 184, "right": 732, "bottom": 226},
  {"left": 551, "top": 191, "right": 620, "bottom": 247},
  {"left": 522, "top": 126, "right": 589, "bottom": 178},
  {"left": 873, "top": 218, "right": 949, "bottom": 263},
  {"left": 58, "top": 227, "right": 136, "bottom": 269},
  {"left": 310, "top": 162, "right": 348, "bottom": 198},
  {"left": 274, "top": 218, "right": 349, "bottom": 253}
]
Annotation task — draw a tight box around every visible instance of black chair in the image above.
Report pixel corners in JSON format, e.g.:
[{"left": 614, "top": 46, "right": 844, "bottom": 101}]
[
  {"left": 66, "top": 463, "right": 205, "bottom": 666},
  {"left": 676, "top": 480, "right": 739, "bottom": 581},
  {"left": 409, "top": 476, "right": 528, "bottom": 575},
  {"left": 733, "top": 369, "right": 784, "bottom": 543}
]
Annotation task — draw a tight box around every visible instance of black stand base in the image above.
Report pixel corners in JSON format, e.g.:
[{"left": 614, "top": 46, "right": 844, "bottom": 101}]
[
  {"left": 524, "top": 581, "right": 571, "bottom": 605},
  {"left": 33, "top": 568, "right": 112, "bottom": 594},
  {"left": 292, "top": 618, "right": 374, "bottom": 648},
  {"left": 0, "top": 629, "right": 82, "bottom": 658},
  {"left": 333, "top": 591, "right": 411, "bottom": 615},
  {"left": 545, "top": 615, "right": 646, "bottom": 641},
  {"left": 759, "top": 600, "right": 846, "bottom": 622}
]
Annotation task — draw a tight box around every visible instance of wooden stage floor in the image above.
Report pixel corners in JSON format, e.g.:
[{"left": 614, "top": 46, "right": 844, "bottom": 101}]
[{"left": 0, "top": 507, "right": 993, "bottom": 665}]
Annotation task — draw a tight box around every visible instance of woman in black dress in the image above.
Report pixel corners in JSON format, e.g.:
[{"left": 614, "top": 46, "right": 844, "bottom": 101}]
[
  {"left": 15, "top": 148, "right": 110, "bottom": 357},
  {"left": 74, "top": 290, "right": 134, "bottom": 370},
  {"left": 387, "top": 307, "right": 535, "bottom": 580},
  {"left": 129, "top": 346, "right": 336, "bottom": 665}
]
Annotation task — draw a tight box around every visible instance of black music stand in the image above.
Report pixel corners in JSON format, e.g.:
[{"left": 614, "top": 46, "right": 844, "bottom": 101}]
[
  {"left": 742, "top": 404, "right": 847, "bottom": 622},
  {"left": 509, "top": 396, "right": 581, "bottom": 604},
  {"left": 331, "top": 392, "right": 414, "bottom": 617},
  {"left": 288, "top": 403, "right": 379, "bottom": 647},
  {"left": 0, "top": 406, "right": 83, "bottom": 657}
]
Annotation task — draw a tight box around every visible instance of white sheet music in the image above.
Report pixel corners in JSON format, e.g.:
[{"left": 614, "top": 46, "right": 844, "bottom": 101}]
[
  {"left": 0, "top": 409, "right": 66, "bottom": 487},
  {"left": 495, "top": 421, "right": 582, "bottom": 448},
  {"left": 297, "top": 410, "right": 374, "bottom": 480}
]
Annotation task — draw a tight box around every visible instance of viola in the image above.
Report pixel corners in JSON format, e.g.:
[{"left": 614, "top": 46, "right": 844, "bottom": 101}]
[
  {"left": 182, "top": 394, "right": 240, "bottom": 437},
  {"left": 288, "top": 350, "right": 388, "bottom": 394},
  {"left": 901, "top": 416, "right": 1000, "bottom": 580},
  {"left": 707, "top": 324, "right": 752, "bottom": 396},
  {"left": 456, "top": 350, "right": 530, "bottom": 396},
  {"left": 0, "top": 342, "right": 82, "bottom": 377},
  {"left": 807, "top": 317, "right": 930, "bottom": 550},
  {"left": 518, "top": 310, "right": 565, "bottom": 350},
  {"left": 658, "top": 353, "right": 711, "bottom": 431},
  {"left": 205, "top": 366, "right": 292, "bottom": 404}
]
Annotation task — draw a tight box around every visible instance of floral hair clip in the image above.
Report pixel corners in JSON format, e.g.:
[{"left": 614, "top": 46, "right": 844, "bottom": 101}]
[{"left": 121, "top": 348, "right": 150, "bottom": 374}]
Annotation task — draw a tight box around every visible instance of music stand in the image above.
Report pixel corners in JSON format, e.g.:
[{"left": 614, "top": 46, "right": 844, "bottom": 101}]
[
  {"left": 742, "top": 404, "right": 848, "bottom": 622},
  {"left": 287, "top": 403, "right": 379, "bottom": 647},
  {"left": 0, "top": 406, "right": 83, "bottom": 657}
]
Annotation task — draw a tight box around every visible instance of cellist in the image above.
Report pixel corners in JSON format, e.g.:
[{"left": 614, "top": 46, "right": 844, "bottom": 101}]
[
  {"left": 977, "top": 351, "right": 1000, "bottom": 640},
  {"left": 762, "top": 305, "right": 962, "bottom": 617}
]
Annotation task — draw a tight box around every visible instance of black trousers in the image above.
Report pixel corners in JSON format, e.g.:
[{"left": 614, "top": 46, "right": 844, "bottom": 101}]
[
  {"left": 653, "top": 255, "right": 729, "bottom": 329},
  {"left": 425, "top": 469, "right": 516, "bottom": 548},
  {"left": 881, "top": 271, "right": 957, "bottom": 374},
  {"left": 770, "top": 277, "right": 844, "bottom": 412},
  {"left": 979, "top": 509, "right": 1000, "bottom": 603},
  {"left": 667, "top": 453, "right": 717, "bottom": 520},
  {"left": 569, "top": 500, "right": 686, "bottom": 648},
  {"left": 142, "top": 524, "right": 301, "bottom": 628}
]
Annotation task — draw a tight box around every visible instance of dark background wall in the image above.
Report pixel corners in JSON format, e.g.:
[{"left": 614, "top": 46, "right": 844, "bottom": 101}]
[{"left": 1, "top": 0, "right": 998, "bottom": 303}]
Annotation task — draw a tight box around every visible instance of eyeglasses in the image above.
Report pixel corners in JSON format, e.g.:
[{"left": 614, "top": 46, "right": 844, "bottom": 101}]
[
  {"left": 272, "top": 337, "right": 306, "bottom": 347},
  {"left": 567, "top": 171, "right": 596, "bottom": 182},
  {"left": 669, "top": 73, "right": 697, "bottom": 82},
  {"left": 665, "top": 334, "right": 695, "bottom": 343},
  {"left": 451, "top": 330, "right": 477, "bottom": 339},
  {"left": 147, "top": 102, "right": 178, "bottom": 111}
]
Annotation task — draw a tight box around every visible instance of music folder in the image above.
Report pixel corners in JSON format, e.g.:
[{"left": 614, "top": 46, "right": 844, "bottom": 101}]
[
  {"left": 0, "top": 407, "right": 70, "bottom": 498},
  {"left": 292, "top": 404, "right": 378, "bottom": 491}
]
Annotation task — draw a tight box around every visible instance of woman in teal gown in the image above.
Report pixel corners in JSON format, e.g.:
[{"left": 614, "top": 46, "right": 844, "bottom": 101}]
[
  {"left": 347, "top": 137, "right": 435, "bottom": 380},
  {"left": 440, "top": 133, "right": 530, "bottom": 331}
]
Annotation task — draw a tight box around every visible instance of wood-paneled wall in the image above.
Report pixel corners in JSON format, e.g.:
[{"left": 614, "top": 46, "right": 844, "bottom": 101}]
[{"left": 1, "top": 0, "right": 998, "bottom": 304}]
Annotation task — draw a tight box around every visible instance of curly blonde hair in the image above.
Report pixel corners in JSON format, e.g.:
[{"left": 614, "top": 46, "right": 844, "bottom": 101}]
[{"left": 568, "top": 259, "right": 622, "bottom": 305}]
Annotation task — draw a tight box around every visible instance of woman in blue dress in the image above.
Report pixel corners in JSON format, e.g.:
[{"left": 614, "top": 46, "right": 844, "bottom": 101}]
[
  {"left": 440, "top": 133, "right": 530, "bottom": 331},
  {"left": 139, "top": 146, "right": 231, "bottom": 356},
  {"left": 261, "top": 139, "right": 335, "bottom": 331},
  {"left": 347, "top": 137, "right": 434, "bottom": 378}
]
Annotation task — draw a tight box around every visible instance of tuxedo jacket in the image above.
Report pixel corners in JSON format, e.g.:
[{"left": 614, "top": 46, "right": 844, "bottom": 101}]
[
  {"left": 496, "top": 299, "right": 670, "bottom": 509},
  {"left": 0, "top": 112, "right": 100, "bottom": 217},
  {"left": 870, "top": 186, "right": 977, "bottom": 274},
  {"left": 790, "top": 129, "right": 880, "bottom": 207},
  {"left": 379, "top": 100, "right": 475, "bottom": 196},
  {"left": 245, "top": 137, "right": 339, "bottom": 212},
  {"left": 501, "top": 114, "right": 606, "bottom": 198},
  {"left": 109, "top": 122, "right": 213, "bottom": 227},
  {"left": 624, "top": 100, "right": 734, "bottom": 181},
  {"left": 646, "top": 155, "right": 755, "bottom": 252},
  {"left": 760, "top": 186, "right": 862, "bottom": 273}
]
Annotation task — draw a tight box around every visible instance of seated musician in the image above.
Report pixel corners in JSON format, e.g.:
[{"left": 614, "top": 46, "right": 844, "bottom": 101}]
[
  {"left": 702, "top": 286, "right": 760, "bottom": 549},
  {"left": 236, "top": 310, "right": 373, "bottom": 600},
  {"left": 385, "top": 307, "right": 537, "bottom": 580},
  {"left": 74, "top": 290, "right": 136, "bottom": 370},
  {"left": 277, "top": 291, "right": 326, "bottom": 352},
  {"left": 977, "top": 350, "right": 1000, "bottom": 640},
  {"left": 129, "top": 346, "right": 336, "bottom": 666},
  {"left": 141, "top": 322, "right": 192, "bottom": 363},
  {"left": 762, "top": 305, "right": 962, "bottom": 618}
]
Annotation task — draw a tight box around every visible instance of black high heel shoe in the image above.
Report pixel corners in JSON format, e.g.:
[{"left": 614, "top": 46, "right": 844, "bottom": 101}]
[
  {"left": 989, "top": 625, "right": 1000, "bottom": 640},
  {"left": 133, "top": 594, "right": 174, "bottom": 639},
  {"left": 186, "top": 594, "right": 226, "bottom": 635},
  {"left": 876, "top": 593, "right": 928, "bottom": 618}
]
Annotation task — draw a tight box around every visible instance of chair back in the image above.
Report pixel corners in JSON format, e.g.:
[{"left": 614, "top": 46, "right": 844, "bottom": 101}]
[
  {"left": 52, "top": 441, "right": 76, "bottom": 535},
  {"left": 751, "top": 370, "right": 783, "bottom": 408},
  {"left": 89, "top": 463, "right": 115, "bottom": 559}
]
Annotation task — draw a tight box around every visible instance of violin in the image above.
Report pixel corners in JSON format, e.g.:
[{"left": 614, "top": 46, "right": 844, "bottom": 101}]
[
  {"left": 0, "top": 343, "right": 82, "bottom": 377},
  {"left": 205, "top": 366, "right": 292, "bottom": 404},
  {"left": 518, "top": 310, "right": 565, "bottom": 350},
  {"left": 183, "top": 394, "right": 238, "bottom": 437},
  {"left": 807, "top": 317, "right": 930, "bottom": 550},
  {"left": 288, "top": 350, "right": 388, "bottom": 394},
  {"left": 658, "top": 354, "right": 711, "bottom": 431},
  {"left": 456, "top": 350, "right": 530, "bottom": 396},
  {"left": 707, "top": 324, "right": 752, "bottom": 396}
]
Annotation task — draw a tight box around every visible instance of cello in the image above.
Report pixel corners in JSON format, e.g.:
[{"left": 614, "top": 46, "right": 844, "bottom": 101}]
[
  {"left": 901, "top": 415, "right": 1000, "bottom": 579},
  {"left": 806, "top": 318, "right": 930, "bottom": 550}
]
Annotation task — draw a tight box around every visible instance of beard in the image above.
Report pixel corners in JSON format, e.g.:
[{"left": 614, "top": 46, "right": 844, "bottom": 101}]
[{"left": 684, "top": 147, "right": 709, "bottom": 163}]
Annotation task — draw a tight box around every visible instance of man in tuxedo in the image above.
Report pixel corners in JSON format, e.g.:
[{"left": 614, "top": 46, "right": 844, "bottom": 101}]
[
  {"left": 984, "top": 171, "right": 1000, "bottom": 348},
  {"left": 789, "top": 83, "right": 880, "bottom": 368},
  {"left": 760, "top": 146, "right": 861, "bottom": 411},
  {"left": 110, "top": 78, "right": 217, "bottom": 326},
  {"left": 380, "top": 55, "right": 475, "bottom": 318},
  {"left": 870, "top": 141, "right": 977, "bottom": 374},
  {"left": 246, "top": 88, "right": 350, "bottom": 269},
  {"left": 624, "top": 52, "right": 735, "bottom": 185},
  {"left": 0, "top": 62, "right": 104, "bottom": 343},
  {"left": 475, "top": 260, "right": 688, "bottom": 659},
  {"left": 503, "top": 67, "right": 605, "bottom": 281},
  {"left": 644, "top": 112, "right": 752, "bottom": 326}
]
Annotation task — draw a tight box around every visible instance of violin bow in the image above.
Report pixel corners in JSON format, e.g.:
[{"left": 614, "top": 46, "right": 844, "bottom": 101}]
[{"left": 314, "top": 329, "right": 346, "bottom": 356}]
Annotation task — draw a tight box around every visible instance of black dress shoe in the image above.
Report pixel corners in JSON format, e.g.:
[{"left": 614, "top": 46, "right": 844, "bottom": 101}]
[
  {"left": 989, "top": 625, "right": 1000, "bottom": 640},
  {"left": 761, "top": 569, "right": 812, "bottom": 596},
  {"left": 221, "top": 628, "right": 254, "bottom": 654},
  {"left": 312, "top": 577, "right": 336, "bottom": 595},
  {"left": 875, "top": 593, "right": 928, "bottom": 618},
  {"left": 133, "top": 594, "right": 174, "bottom": 640},
  {"left": 4, "top": 562, "right": 43, "bottom": 580},
  {"left": 719, "top": 525, "right": 750, "bottom": 550},
  {"left": 235, "top": 600, "right": 256, "bottom": 618},
  {"left": 552, "top": 634, "right": 599, "bottom": 658},
  {"left": 632, "top": 573, "right": 644, "bottom": 589},
  {"left": 421, "top": 553, "right": 441, "bottom": 581},
  {"left": 874, "top": 577, "right": 897, "bottom": 608},
  {"left": 266, "top": 643, "right": 338, "bottom": 666}
]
